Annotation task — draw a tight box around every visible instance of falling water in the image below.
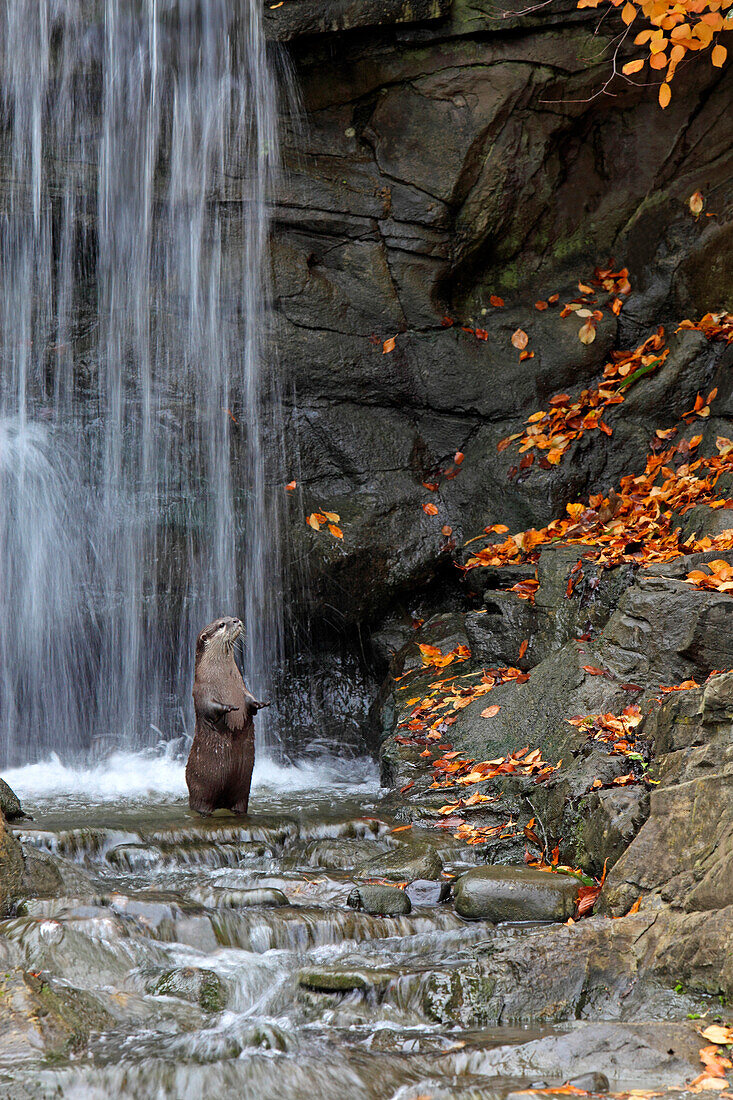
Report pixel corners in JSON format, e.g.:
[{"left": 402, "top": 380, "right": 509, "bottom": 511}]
[{"left": 0, "top": 0, "right": 283, "bottom": 766}]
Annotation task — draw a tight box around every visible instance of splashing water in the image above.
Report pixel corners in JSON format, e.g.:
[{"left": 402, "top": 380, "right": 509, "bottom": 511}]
[{"left": 0, "top": 0, "right": 283, "bottom": 766}]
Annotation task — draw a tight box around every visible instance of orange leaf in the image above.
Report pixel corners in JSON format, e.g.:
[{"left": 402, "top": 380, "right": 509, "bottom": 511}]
[
  {"left": 490, "top": 294, "right": 505, "bottom": 308},
  {"left": 711, "top": 43, "right": 727, "bottom": 67},
  {"left": 519, "top": 639, "right": 528, "bottom": 658},
  {"left": 422, "top": 502, "right": 439, "bottom": 516},
  {"left": 659, "top": 82, "right": 671, "bottom": 108},
  {"left": 383, "top": 336, "right": 396, "bottom": 354},
  {"left": 442, "top": 525, "right": 453, "bottom": 536},
  {"left": 454, "top": 451, "right": 465, "bottom": 464},
  {"left": 328, "top": 523, "right": 344, "bottom": 539},
  {"left": 622, "top": 58, "right": 645, "bottom": 75},
  {"left": 621, "top": 2, "right": 636, "bottom": 24},
  {"left": 481, "top": 704, "right": 501, "bottom": 718},
  {"left": 511, "top": 329, "right": 529, "bottom": 350},
  {"left": 535, "top": 300, "right": 549, "bottom": 311},
  {"left": 285, "top": 480, "right": 297, "bottom": 491}
]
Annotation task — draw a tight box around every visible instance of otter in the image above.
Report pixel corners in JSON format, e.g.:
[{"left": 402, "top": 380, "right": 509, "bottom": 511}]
[{"left": 185, "top": 617, "right": 269, "bottom": 816}]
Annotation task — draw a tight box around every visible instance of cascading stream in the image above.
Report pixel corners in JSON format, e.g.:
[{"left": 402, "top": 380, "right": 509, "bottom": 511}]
[{"left": 0, "top": 0, "right": 283, "bottom": 766}]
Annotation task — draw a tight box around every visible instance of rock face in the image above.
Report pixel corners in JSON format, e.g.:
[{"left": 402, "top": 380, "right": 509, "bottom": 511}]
[
  {"left": 272, "top": 0, "right": 733, "bottom": 652},
  {"left": 453, "top": 866, "right": 578, "bottom": 923},
  {"left": 603, "top": 672, "right": 733, "bottom": 920}
]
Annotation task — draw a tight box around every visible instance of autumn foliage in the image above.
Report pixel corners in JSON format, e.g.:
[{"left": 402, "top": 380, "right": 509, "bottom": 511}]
[{"left": 579, "top": 0, "right": 732, "bottom": 107}]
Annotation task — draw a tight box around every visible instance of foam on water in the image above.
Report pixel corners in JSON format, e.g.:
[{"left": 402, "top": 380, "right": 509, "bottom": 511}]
[{"left": 3, "top": 748, "right": 378, "bottom": 806}]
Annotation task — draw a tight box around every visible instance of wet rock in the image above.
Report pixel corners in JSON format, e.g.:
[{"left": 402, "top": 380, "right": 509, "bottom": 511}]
[
  {"left": 453, "top": 867, "right": 578, "bottom": 923},
  {"left": 574, "top": 787, "right": 650, "bottom": 877},
  {"left": 359, "top": 842, "right": 443, "bottom": 883},
  {"left": 472, "top": 1022, "right": 703, "bottom": 1089},
  {"left": 406, "top": 878, "right": 450, "bottom": 906},
  {"left": 0, "top": 779, "right": 27, "bottom": 822},
  {"left": 189, "top": 886, "right": 289, "bottom": 909},
  {"left": 0, "top": 966, "right": 113, "bottom": 1064},
  {"left": 347, "top": 884, "right": 412, "bottom": 916},
  {"left": 0, "top": 810, "right": 25, "bottom": 915},
  {"left": 150, "top": 967, "right": 228, "bottom": 1013},
  {"left": 568, "top": 1072, "right": 610, "bottom": 1091},
  {"left": 298, "top": 966, "right": 397, "bottom": 994},
  {"left": 19, "top": 847, "right": 64, "bottom": 899},
  {"left": 298, "top": 836, "right": 388, "bottom": 871},
  {"left": 106, "top": 843, "right": 162, "bottom": 871}
]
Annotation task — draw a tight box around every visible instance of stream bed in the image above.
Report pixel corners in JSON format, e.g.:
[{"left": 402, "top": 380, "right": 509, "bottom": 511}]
[{"left": 0, "top": 754, "right": 701, "bottom": 1099}]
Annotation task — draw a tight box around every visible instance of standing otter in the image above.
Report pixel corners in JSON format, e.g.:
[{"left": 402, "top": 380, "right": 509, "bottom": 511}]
[{"left": 185, "top": 617, "right": 269, "bottom": 816}]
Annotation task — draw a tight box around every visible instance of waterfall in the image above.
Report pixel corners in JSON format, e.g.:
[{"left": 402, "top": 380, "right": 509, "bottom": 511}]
[{"left": 0, "top": 0, "right": 283, "bottom": 766}]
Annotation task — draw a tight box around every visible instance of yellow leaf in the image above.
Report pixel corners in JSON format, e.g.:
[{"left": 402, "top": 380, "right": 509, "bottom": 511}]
[
  {"left": 307, "top": 513, "right": 322, "bottom": 531},
  {"left": 322, "top": 511, "right": 340, "bottom": 522},
  {"left": 659, "top": 82, "right": 671, "bottom": 108},
  {"left": 481, "top": 704, "right": 501, "bottom": 718},
  {"left": 328, "top": 523, "right": 343, "bottom": 539},
  {"left": 622, "top": 58, "right": 645, "bottom": 74},
  {"left": 621, "top": 1, "right": 636, "bottom": 24},
  {"left": 689, "top": 190, "right": 704, "bottom": 216},
  {"left": 579, "top": 320, "right": 597, "bottom": 344},
  {"left": 711, "top": 43, "right": 727, "bottom": 67}
]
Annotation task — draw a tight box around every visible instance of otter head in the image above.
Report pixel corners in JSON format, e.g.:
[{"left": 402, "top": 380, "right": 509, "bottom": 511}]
[{"left": 195, "top": 617, "right": 243, "bottom": 666}]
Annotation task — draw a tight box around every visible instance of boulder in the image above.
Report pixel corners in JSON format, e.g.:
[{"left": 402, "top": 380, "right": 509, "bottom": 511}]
[
  {"left": 453, "top": 866, "right": 578, "bottom": 923},
  {"left": 0, "top": 810, "right": 25, "bottom": 915},
  {"left": 298, "top": 966, "right": 397, "bottom": 994},
  {"left": 406, "top": 878, "right": 451, "bottom": 906},
  {"left": 0, "top": 779, "right": 27, "bottom": 822},
  {"left": 346, "top": 884, "right": 412, "bottom": 916},
  {"left": 358, "top": 842, "right": 443, "bottom": 883},
  {"left": 150, "top": 967, "right": 228, "bottom": 1013}
]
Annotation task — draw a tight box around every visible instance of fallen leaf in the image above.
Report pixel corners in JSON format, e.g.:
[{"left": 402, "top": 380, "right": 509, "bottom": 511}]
[
  {"left": 511, "top": 328, "right": 529, "bottom": 350},
  {"left": 519, "top": 639, "right": 528, "bottom": 658},
  {"left": 490, "top": 294, "right": 505, "bottom": 307},
  {"left": 383, "top": 336, "right": 396, "bottom": 354},
  {"left": 579, "top": 320, "right": 597, "bottom": 344},
  {"left": 285, "top": 480, "right": 297, "bottom": 491},
  {"left": 689, "top": 190, "right": 705, "bottom": 216},
  {"left": 328, "top": 523, "right": 343, "bottom": 539},
  {"left": 481, "top": 704, "right": 501, "bottom": 718},
  {"left": 442, "top": 525, "right": 453, "bottom": 536},
  {"left": 702, "top": 1026, "right": 733, "bottom": 1045},
  {"left": 712, "top": 43, "right": 727, "bottom": 67},
  {"left": 422, "top": 502, "right": 439, "bottom": 516}
]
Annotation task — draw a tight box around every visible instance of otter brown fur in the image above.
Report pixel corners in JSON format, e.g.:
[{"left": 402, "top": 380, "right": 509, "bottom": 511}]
[{"left": 185, "top": 617, "right": 268, "bottom": 816}]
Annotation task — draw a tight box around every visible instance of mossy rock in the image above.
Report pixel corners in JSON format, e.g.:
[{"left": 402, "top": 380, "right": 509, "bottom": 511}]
[{"left": 150, "top": 967, "right": 227, "bottom": 1013}]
